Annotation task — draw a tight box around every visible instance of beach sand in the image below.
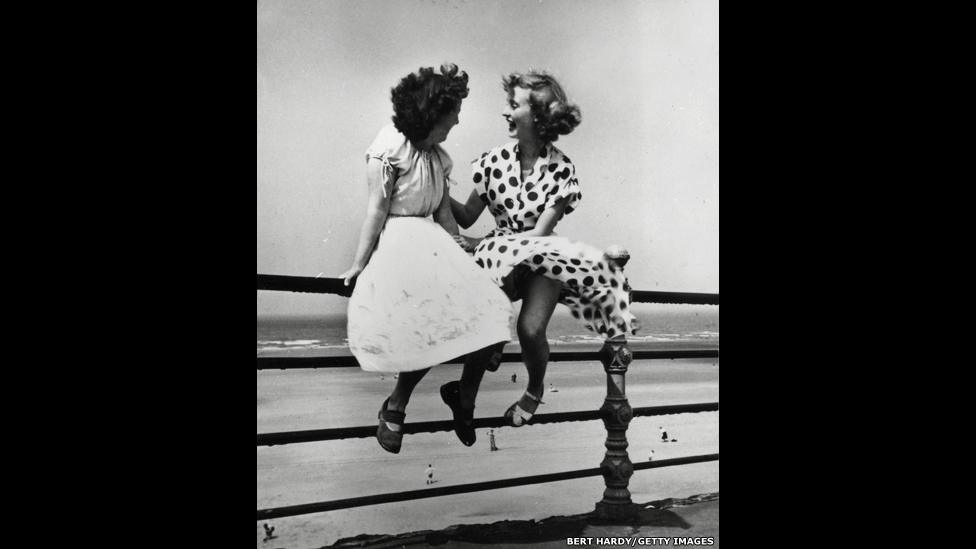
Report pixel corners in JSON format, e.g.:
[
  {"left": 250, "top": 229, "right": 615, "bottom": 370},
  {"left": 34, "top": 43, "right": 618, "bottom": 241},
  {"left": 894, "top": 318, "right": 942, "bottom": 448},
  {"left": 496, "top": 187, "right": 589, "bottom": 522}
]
[{"left": 257, "top": 356, "right": 718, "bottom": 548}]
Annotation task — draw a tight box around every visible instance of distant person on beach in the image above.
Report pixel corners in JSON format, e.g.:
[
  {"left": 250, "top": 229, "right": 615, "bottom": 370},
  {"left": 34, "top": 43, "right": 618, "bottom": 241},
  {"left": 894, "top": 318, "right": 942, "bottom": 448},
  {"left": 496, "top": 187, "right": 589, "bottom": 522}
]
[
  {"left": 262, "top": 523, "right": 275, "bottom": 542},
  {"left": 648, "top": 450, "right": 655, "bottom": 461},
  {"left": 511, "top": 373, "right": 517, "bottom": 383},
  {"left": 659, "top": 426, "right": 676, "bottom": 442},
  {"left": 447, "top": 70, "right": 640, "bottom": 434},
  {"left": 549, "top": 383, "right": 558, "bottom": 393},
  {"left": 425, "top": 464, "right": 435, "bottom": 484},
  {"left": 341, "top": 63, "right": 513, "bottom": 454},
  {"left": 488, "top": 429, "right": 498, "bottom": 451}
]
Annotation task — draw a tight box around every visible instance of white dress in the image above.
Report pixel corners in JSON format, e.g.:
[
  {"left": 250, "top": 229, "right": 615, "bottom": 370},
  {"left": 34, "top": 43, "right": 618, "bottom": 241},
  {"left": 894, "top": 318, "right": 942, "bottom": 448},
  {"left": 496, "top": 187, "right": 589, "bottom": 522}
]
[{"left": 347, "top": 125, "right": 514, "bottom": 372}]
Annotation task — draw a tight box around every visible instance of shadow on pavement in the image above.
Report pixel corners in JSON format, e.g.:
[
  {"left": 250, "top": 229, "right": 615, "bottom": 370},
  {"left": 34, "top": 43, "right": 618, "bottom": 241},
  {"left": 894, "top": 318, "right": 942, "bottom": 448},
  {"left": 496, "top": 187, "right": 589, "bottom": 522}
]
[{"left": 326, "top": 493, "right": 716, "bottom": 548}]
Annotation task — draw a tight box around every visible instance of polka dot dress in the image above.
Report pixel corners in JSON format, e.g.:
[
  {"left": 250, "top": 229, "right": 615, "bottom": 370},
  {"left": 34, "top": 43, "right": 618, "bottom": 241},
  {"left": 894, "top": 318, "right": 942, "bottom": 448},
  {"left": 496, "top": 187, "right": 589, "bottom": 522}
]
[
  {"left": 473, "top": 142, "right": 582, "bottom": 232},
  {"left": 469, "top": 142, "right": 641, "bottom": 339}
]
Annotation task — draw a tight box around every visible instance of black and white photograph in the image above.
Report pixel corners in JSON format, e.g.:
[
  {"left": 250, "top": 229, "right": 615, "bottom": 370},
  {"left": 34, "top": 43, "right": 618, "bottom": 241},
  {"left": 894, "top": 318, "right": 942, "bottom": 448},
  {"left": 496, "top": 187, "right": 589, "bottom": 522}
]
[{"left": 257, "top": 0, "right": 718, "bottom": 546}]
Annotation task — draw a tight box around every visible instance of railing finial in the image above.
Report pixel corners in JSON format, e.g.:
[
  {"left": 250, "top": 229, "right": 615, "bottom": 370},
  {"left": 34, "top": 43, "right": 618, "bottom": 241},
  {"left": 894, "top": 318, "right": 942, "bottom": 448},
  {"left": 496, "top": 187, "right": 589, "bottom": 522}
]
[{"left": 604, "top": 245, "right": 630, "bottom": 269}]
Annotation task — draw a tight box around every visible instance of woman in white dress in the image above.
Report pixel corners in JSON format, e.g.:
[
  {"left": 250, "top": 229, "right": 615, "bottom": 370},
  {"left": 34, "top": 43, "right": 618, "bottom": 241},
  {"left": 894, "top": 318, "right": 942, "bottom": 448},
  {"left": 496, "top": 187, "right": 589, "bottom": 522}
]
[{"left": 339, "top": 63, "right": 513, "bottom": 454}]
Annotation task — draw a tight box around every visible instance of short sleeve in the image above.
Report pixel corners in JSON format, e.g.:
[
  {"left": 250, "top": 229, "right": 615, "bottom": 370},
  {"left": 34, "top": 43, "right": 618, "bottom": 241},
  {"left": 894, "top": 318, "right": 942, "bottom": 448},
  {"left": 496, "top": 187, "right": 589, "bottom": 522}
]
[
  {"left": 471, "top": 152, "right": 491, "bottom": 203},
  {"left": 543, "top": 159, "right": 582, "bottom": 216},
  {"left": 364, "top": 125, "right": 407, "bottom": 197},
  {"left": 364, "top": 124, "right": 408, "bottom": 164}
]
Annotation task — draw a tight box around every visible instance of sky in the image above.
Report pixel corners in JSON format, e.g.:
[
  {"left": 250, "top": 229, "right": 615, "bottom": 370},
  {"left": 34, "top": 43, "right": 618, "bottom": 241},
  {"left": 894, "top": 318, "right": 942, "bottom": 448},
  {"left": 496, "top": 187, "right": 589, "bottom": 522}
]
[{"left": 257, "top": 0, "right": 718, "bottom": 316}]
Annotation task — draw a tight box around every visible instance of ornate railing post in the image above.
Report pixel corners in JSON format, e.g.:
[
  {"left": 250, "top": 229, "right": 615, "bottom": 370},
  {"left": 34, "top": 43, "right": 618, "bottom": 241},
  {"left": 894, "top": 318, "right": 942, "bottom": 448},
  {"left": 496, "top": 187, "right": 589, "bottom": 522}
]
[{"left": 594, "top": 246, "right": 638, "bottom": 521}]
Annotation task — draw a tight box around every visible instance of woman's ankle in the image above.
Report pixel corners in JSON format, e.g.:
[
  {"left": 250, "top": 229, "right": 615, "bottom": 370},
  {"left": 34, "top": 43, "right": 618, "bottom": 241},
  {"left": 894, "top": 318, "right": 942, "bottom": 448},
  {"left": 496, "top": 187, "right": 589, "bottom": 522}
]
[{"left": 386, "top": 394, "right": 407, "bottom": 412}]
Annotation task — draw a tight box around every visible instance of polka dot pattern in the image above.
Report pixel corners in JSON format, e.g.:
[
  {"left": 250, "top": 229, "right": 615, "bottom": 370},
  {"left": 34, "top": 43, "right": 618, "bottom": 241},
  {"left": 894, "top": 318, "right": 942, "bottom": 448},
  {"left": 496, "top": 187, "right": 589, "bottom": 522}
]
[
  {"left": 470, "top": 234, "right": 640, "bottom": 338},
  {"left": 466, "top": 142, "right": 638, "bottom": 338},
  {"left": 473, "top": 142, "right": 581, "bottom": 231}
]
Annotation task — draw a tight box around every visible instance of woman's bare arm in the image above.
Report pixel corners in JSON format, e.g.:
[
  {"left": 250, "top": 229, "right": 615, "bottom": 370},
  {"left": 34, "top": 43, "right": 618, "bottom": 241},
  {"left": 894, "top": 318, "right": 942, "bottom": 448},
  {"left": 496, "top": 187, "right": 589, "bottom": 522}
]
[
  {"left": 339, "top": 158, "right": 393, "bottom": 285},
  {"left": 433, "top": 179, "right": 460, "bottom": 236},
  {"left": 450, "top": 189, "right": 487, "bottom": 229},
  {"left": 517, "top": 196, "right": 571, "bottom": 237}
]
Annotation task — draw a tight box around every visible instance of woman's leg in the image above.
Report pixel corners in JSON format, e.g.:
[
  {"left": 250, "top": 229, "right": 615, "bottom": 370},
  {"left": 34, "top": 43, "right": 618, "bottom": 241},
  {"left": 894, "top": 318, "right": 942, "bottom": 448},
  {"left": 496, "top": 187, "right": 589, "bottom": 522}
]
[
  {"left": 458, "top": 342, "right": 506, "bottom": 409},
  {"left": 377, "top": 367, "right": 430, "bottom": 453},
  {"left": 440, "top": 342, "right": 505, "bottom": 446},
  {"left": 386, "top": 368, "right": 430, "bottom": 412},
  {"left": 516, "top": 273, "right": 562, "bottom": 399}
]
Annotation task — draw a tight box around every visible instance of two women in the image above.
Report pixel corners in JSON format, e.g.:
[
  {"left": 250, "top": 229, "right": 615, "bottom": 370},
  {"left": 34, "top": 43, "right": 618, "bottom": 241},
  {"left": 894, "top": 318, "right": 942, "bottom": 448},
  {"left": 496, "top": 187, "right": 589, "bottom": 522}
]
[
  {"left": 342, "top": 65, "right": 639, "bottom": 453},
  {"left": 341, "top": 63, "right": 513, "bottom": 454}
]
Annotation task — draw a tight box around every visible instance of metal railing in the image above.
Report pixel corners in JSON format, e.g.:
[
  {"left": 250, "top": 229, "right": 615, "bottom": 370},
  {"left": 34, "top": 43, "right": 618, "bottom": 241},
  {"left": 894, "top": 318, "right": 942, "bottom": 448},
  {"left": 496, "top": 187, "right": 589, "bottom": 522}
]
[{"left": 257, "top": 265, "right": 718, "bottom": 522}]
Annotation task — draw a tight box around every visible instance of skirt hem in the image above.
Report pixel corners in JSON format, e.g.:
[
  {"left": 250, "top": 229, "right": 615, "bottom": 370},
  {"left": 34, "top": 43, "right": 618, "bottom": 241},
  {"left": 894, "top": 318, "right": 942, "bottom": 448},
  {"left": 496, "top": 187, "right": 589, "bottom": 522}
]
[{"left": 356, "top": 328, "right": 511, "bottom": 373}]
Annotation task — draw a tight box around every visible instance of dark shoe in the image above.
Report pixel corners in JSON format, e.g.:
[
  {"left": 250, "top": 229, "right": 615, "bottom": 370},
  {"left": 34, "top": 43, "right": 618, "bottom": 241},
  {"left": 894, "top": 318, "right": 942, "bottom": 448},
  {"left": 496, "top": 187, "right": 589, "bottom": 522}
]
[
  {"left": 377, "top": 398, "right": 406, "bottom": 454},
  {"left": 504, "top": 389, "right": 544, "bottom": 427},
  {"left": 440, "top": 381, "right": 476, "bottom": 446}
]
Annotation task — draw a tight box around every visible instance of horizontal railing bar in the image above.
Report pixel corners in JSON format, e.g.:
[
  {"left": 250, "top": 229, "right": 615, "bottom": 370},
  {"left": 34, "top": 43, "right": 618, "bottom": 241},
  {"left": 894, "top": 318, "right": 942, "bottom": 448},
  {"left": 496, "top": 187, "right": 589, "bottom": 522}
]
[
  {"left": 257, "top": 274, "right": 353, "bottom": 296},
  {"left": 257, "top": 274, "right": 717, "bottom": 304},
  {"left": 630, "top": 290, "right": 718, "bottom": 305},
  {"left": 257, "top": 349, "right": 718, "bottom": 370},
  {"left": 256, "top": 453, "right": 718, "bottom": 520},
  {"left": 257, "top": 402, "right": 718, "bottom": 446}
]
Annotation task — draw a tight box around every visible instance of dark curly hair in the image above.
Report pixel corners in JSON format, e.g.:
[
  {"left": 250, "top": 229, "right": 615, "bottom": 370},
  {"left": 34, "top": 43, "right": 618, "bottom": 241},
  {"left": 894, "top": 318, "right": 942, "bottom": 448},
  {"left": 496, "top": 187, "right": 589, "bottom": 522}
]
[
  {"left": 391, "top": 63, "right": 469, "bottom": 143},
  {"left": 502, "top": 71, "right": 581, "bottom": 143}
]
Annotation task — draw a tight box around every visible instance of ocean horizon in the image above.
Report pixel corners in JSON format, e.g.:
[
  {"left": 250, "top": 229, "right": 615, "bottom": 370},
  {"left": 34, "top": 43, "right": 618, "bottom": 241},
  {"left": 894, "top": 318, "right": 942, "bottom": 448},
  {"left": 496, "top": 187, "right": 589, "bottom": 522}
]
[{"left": 257, "top": 303, "right": 718, "bottom": 355}]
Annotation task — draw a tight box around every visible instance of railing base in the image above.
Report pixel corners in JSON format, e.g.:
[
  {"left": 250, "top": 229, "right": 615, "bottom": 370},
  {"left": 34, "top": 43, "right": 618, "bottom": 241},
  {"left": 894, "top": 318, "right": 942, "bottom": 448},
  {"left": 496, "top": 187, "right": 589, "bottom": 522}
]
[{"left": 594, "top": 501, "right": 639, "bottom": 521}]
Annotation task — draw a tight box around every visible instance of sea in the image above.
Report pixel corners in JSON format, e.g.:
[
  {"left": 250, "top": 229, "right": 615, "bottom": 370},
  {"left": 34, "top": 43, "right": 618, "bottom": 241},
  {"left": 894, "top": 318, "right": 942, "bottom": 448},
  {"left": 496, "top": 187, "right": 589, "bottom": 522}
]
[{"left": 257, "top": 303, "right": 718, "bottom": 355}]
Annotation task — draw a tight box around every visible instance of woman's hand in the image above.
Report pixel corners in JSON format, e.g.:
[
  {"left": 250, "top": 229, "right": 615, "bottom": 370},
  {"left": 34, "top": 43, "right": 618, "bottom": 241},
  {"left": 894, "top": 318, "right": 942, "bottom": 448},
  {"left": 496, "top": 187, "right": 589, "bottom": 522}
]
[
  {"left": 452, "top": 235, "right": 480, "bottom": 252},
  {"left": 339, "top": 264, "right": 365, "bottom": 286}
]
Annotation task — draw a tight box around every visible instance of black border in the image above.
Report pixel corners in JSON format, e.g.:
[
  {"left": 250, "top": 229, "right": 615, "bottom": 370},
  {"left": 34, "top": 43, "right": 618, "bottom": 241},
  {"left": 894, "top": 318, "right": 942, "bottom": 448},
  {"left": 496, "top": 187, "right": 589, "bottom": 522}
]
[{"left": 63, "top": 2, "right": 888, "bottom": 546}]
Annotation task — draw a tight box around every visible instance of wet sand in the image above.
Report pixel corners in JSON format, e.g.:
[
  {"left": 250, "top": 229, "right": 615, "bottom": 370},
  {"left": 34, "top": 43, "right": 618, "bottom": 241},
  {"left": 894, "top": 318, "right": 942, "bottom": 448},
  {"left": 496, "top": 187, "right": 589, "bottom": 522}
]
[{"left": 257, "top": 356, "right": 718, "bottom": 547}]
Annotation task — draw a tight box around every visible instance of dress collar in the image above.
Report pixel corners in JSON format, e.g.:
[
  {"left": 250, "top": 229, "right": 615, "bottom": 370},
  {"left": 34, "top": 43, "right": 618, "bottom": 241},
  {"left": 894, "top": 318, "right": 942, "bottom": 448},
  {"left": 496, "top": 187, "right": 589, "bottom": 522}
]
[
  {"left": 513, "top": 142, "right": 550, "bottom": 170},
  {"left": 512, "top": 141, "right": 549, "bottom": 159}
]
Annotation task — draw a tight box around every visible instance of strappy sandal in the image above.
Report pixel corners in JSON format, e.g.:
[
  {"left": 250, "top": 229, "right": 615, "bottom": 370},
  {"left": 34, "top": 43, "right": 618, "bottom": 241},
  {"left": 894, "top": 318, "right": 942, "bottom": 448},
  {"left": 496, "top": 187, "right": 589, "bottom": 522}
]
[
  {"left": 377, "top": 397, "right": 406, "bottom": 454},
  {"left": 504, "top": 389, "right": 544, "bottom": 427},
  {"left": 440, "top": 381, "right": 476, "bottom": 446}
]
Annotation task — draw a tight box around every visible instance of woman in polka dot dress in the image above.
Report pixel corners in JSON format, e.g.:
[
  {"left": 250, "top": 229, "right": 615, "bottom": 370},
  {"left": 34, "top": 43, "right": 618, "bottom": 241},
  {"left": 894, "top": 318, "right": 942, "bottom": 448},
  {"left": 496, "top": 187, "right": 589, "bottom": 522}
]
[{"left": 447, "top": 70, "right": 640, "bottom": 432}]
